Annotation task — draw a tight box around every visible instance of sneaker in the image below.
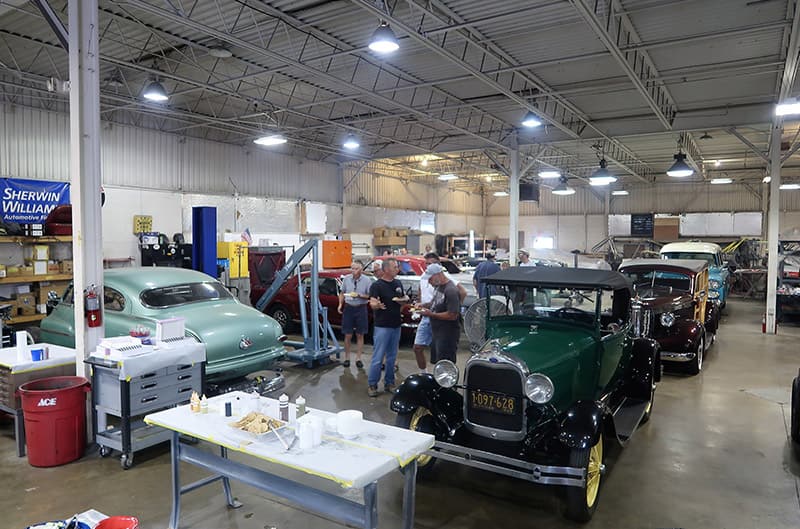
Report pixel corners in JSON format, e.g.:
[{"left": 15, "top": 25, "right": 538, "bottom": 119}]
[
  {"left": 368, "top": 386, "right": 380, "bottom": 397},
  {"left": 394, "top": 364, "right": 399, "bottom": 372},
  {"left": 343, "top": 360, "right": 351, "bottom": 368},
  {"left": 356, "top": 360, "right": 364, "bottom": 369},
  {"left": 384, "top": 384, "right": 396, "bottom": 394}
]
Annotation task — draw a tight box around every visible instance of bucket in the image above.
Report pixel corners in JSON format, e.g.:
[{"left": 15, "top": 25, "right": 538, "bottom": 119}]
[
  {"left": 95, "top": 516, "right": 140, "bottom": 529},
  {"left": 18, "top": 376, "right": 90, "bottom": 467}
]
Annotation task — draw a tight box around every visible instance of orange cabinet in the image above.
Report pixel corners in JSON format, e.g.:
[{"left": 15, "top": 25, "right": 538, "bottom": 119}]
[{"left": 322, "top": 240, "right": 352, "bottom": 269}]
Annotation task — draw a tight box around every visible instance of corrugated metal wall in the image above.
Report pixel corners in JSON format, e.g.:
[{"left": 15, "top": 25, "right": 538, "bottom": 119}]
[{"left": 0, "top": 103, "right": 340, "bottom": 202}]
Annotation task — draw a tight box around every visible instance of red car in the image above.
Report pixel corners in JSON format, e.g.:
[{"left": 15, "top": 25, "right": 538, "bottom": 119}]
[
  {"left": 259, "top": 269, "right": 418, "bottom": 336},
  {"left": 366, "top": 255, "right": 462, "bottom": 276}
]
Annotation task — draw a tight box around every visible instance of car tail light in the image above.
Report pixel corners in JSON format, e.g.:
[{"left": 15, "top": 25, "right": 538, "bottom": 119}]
[{"left": 278, "top": 334, "right": 288, "bottom": 342}]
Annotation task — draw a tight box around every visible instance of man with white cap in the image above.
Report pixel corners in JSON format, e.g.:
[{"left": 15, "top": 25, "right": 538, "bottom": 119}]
[
  {"left": 418, "top": 263, "right": 461, "bottom": 364},
  {"left": 518, "top": 248, "right": 535, "bottom": 266}
]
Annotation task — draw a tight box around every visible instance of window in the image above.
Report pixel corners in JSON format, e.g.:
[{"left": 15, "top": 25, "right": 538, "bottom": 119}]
[
  {"left": 141, "top": 282, "right": 231, "bottom": 308},
  {"left": 533, "top": 236, "right": 554, "bottom": 249},
  {"left": 104, "top": 287, "right": 126, "bottom": 312},
  {"left": 319, "top": 278, "right": 339, "bottom": 296}
]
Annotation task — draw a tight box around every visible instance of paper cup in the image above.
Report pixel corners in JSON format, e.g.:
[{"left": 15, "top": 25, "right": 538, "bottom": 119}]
[{"left": 336, "top": 410, "right": 363, "bottom": 438}]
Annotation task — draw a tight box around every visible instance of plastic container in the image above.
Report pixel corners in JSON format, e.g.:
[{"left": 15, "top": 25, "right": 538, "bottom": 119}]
[
  {"left": 18, "top": 376, "right": 90, "bottom": 467},
  {"left": 95, "top": 517, "right": 140, "bottom": 529}
]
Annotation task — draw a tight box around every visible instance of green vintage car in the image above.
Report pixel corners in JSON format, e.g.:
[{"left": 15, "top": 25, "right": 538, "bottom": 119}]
[
  {"left": 391, "top": 267, "right": 659, "bottom": 521},
  {"left": 40, "top": 267, "right": 286, "bottom": 382}
]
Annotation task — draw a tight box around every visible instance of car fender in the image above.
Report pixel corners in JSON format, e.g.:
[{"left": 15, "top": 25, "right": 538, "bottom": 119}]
[
  {"left": 628, "top": 337, "right": 660, "bottom": 398},
  {"left": 390, "top": 373, "right": 463, "bottom": 437},
  {"left": 704, "top": 301, "right": 720, "bottom": 334},
  {"left": 558, "top": 400, "right": 605, "bottom": 450},
  {"left": 675, "top": 319, "right": 705, "bottom": 349}
]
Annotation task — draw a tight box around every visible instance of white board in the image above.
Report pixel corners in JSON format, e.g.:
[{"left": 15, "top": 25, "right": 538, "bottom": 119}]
[{"left": 608, "top": 214, "right": 631, "bottom": 236}]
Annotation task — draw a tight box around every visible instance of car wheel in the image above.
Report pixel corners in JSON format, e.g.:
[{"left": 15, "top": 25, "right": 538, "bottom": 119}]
[
  {"left": 564, "top": 434, "right": 603, "bottom": 522},
  {"left": 268, "top": 305, "right": 292, "bottom": 332},
  {"left": 791, "top": 374, "right": 800, "bottom": 445},
  {"left": 395, "top": 407, "right": 436, "bottom": 477},
  {"left": 687, "top": 334, "right": 704, "bottom": 375}
]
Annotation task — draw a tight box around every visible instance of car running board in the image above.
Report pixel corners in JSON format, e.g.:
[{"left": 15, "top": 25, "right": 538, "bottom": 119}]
[{"left": 611, "top": 398, "right": 649, "bottom": 445}]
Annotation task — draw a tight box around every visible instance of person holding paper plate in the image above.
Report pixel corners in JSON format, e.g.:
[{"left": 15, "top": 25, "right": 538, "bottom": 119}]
[
  {"left": 337, "top": 260, "right": 371, "bottom": 369},
  {"left": 367, "top": 258, "right": 409, "bottom": 397}
]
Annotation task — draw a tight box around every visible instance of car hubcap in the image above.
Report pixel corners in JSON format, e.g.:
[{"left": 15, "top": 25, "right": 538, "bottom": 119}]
[
  {"left": 273, "top": 310, "right": 288, "bottom": 328},
  {"left": 410, "top": 407, "right": 433, "bottom": 467},
  {"left": 586, "top": 436, "right": 603, "bottom": 507}
]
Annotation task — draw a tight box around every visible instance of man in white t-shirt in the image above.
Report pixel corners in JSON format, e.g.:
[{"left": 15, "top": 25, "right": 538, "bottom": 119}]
[
  {"left": 518, "top": 249, "right": 536, "bottom": 267},
  {"left": 413, "top": 252, "right": 466, "bottom": 372}
]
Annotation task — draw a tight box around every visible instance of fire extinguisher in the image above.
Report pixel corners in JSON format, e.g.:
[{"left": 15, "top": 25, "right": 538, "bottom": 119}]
[{"left": 85, "top": 284, "right": 102, "bottom": 328}]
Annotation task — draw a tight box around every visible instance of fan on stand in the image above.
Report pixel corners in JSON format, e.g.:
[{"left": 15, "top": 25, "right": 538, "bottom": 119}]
[{"left": 463, "top": 297, "right": 510, "bottom": 351}]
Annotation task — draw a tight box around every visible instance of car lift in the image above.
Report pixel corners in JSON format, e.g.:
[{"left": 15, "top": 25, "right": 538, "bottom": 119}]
[{"left": 254, "top": 239, "right": 341, "bottom": 368}]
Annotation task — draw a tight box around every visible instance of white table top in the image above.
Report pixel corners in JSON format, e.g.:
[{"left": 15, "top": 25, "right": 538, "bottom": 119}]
[
  {"left": 0, "top": 343, "right": 76, "bottom": 373},
  {"left": 88, "top": 339, "right": 205, "bottom": 380},
  {"left": 144, "top": 391, "right": 434, "bottom": 489}
]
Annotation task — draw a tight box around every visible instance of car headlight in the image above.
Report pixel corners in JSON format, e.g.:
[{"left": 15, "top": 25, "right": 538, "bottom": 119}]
[
  {"left": 709, "top": 291, "right": 720, "bottom": 299},
  {"left": 433, "top": 360, "right": 459, "bottom": 388},
  {"left": 660, "top": 312, "right": 675, "bottom": 328},
  {"left": 525, "top": 373, "right": 554, "bottom": 404},
  {"left": 709, "top": 279, "right": 721, "bottom": 289}
]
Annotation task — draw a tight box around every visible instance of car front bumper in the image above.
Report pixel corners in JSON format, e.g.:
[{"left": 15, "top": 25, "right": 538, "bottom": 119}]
[
  {"left": 426, "top": 440, "right": 586, "bottom": 487},
  {"left": 660, "top": 350, "right": 696, "bottom": 362}
]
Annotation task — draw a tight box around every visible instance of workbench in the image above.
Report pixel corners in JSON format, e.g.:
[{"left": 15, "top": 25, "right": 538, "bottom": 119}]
[{"left": 144, "top": 392, "right": 434, "bottom": 529}]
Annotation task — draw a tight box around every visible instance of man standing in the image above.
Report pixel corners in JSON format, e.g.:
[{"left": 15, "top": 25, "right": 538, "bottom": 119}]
[
  {"left": 518, "top": 249, "right": 535, "bottom": 266},
  {"left": 338, "top": 260, "right": 371, "bottom": 369},
  {"left": 419, "top": 264, "right": 461, "bottom": 364},
  {"left": 473, "top": 252, "right": 501, "bottom": 298},
  {"left": 368, "top": 258, "right": 408, "bottom": 396},
  {"left": 371, "top": 260, "right": 384, "bottom": 280},
  {"left": 414, "top": 253, "right": 466, "bottom": 372}
]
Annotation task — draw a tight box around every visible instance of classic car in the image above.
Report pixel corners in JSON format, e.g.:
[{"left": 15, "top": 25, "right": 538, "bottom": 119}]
[
  {"left": 660, "top": 241, "right": 730, "bottom": 308},
  {"left": 391, "top": 267, "right": 659, "bottom": 521},
  {"left": 619, "top": 259, "right": 720, "bottom": 375},
  {"left": 791, "top": 370, "right": 800, "bottom": 455},
  {"left": 40, "top": 267, "right": 286, "bottom": 382}
]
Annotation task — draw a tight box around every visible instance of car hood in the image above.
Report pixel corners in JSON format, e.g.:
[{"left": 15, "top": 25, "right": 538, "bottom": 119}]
[{"left": 633, "top": 287, "right": 692, "bottom": 310}]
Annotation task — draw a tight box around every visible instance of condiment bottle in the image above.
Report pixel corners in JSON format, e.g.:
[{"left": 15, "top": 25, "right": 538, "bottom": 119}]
[
  {"left": 190, "top": 391, "right": 201, "bottom": 413},
  {"left": 279, "top": 393, "right": 289, "bottom": 422},
  {"left": 296, "top": 395, "right": 306, "bottom": 418},
  {"left": 200, "top": 395, "right": 208, "bottom": 414}
]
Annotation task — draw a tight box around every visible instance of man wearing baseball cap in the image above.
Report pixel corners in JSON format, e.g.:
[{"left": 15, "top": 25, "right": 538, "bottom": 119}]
[
  {"left": 518, "top": 248, "right": 535, "bottom": 266},
  {"left": 418, "top": 263, "right": 461, "bottom": 364}
]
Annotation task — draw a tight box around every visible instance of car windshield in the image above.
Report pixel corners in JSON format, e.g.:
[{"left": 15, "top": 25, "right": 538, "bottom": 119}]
[
  {"left": 623, "top": 269, "right": 692, "bottom": 293},
  {"left": 140, "top": 282, "right": 232, "bottom": 308},
  {"left": 490, "top": 285, "right": 602, "bottom": 327},
  {"left": 662, "top": 252, "right": 716, "bottom": 266}
]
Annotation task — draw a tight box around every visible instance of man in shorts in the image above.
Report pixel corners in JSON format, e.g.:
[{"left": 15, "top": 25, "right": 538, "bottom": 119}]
[
  {"left": 419, "top": 264, "right": 461, "bottom": 364},
  {"left": 338, "top": 260, "right": 371, "bottom": 369}
]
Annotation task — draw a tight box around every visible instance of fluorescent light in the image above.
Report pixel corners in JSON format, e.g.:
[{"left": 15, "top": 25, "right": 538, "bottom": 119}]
[
  {"left": 552, "top": 176, "right": 575, "bottom": 196},
  {"left": 420, "top": 158, "right": 428, "bottom": 167},
  {"left": 667, "top": 152, "right": 694, "bottom": 177},
  {"left": 438, "top": 173, "right": 458, "bottom": 181},
  {"left": 589, "top": 159, "right": 616, "bottom": 186},
  {"left": 710, "top": 178, "right": 732, "bottom": 184},
  {"left": 522, "top": 111, "right": 542, "bottom": 128},
  {"left": 538, "top": 170, "right": 561, "bottom": 179},
  {"left": 714, "top": 160, "right": 721, "bottom": 167},
  {"left": 763, "top": 176, "right": 771, "bottom": 183},
  {"left": 776, "top": 98, "right": 800, "bottom": 116},
  {"left": 780, "top": 183, "right": 800, "bottom": 190},
  {"left": 208, "top": 46, "right": 233, "bottom": 58},
  {"left": 343, "top": 134, "right": 360, "bottom": 150},
  {"left": 493, "top": 191, "right": 509, "bottom": 197},
  {"left": 368, "top": 22, "right": 399, "bottom": 53},
  {"left": 254, "top": 134, "right": 288, "bottom": 146},
  {"left": 142, "top": 80, "right": 168, "bottom": 102},
  {"left": 612, "top": 190, "right": 629, "bottom": 196}
]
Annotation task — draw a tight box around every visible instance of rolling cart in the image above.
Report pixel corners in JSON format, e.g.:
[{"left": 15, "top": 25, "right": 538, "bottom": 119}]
[{"left": 86, "top": 338, "right": 205, "bottom": 469}]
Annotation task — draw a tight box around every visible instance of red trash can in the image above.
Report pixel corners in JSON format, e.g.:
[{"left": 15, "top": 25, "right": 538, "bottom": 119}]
[{"left": 18, "top": 376, "right": 90, "bottom": 467}]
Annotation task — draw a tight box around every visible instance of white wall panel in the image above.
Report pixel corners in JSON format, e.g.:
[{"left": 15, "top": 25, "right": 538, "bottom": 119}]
[{"left": 437, "top": 213, "right": 484, "bottom": 234}]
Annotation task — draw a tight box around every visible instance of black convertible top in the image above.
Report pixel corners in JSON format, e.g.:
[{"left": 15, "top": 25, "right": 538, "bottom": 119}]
[{"left": 483, "top": 266, "right": 632, "bottom": 292}]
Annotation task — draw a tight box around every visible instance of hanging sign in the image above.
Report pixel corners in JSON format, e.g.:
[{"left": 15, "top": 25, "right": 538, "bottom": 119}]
[{"left": 0, "top": 177, "right": 71, "bottom": 223}]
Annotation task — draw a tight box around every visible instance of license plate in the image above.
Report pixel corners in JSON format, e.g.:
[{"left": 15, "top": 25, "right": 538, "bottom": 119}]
[{"left": 468, "top": 389, "right": 519, "bottom": 416}]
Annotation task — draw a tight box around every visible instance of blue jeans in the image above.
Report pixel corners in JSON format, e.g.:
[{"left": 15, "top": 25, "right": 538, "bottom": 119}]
[{"left": 368, "top": 326, "right": 401, "bottom": 387}]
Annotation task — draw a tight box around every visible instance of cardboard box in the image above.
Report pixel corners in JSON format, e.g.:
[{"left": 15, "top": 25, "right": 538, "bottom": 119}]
[
  {"left": 0, "top": 264, "right": 6, "bottom": 278},
  {"left": 373, "top": 227, "right": 392, "bottom": 238},
  {"left": 373, "top": 236, "right": 406, "bottom": 247},
  {"left": 21, "top": 265, "right": 34, "bottom": 276},
  {"left": 15, "top": 293, "right": 36, "bottom": 315},
  {"left": 59, "top": 260, "right": 73, "bottom": 274},
  {"left": 6, "top": 266, "right": 20, "bottom": 277},
  {"left": 32, "top": 261, "right": 48, "bottom": 275},
  {"left": 32, "top": 245, "right": 49, "bottom": 260},
  {"left": 47, "top": 262, "right": 60, "bottom": 273}
]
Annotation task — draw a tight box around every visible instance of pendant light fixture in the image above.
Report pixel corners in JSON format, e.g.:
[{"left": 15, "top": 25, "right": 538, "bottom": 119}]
[
  {"left": 438, "top": 173, "right": 458, "bottom": 181},
  {"left": 710, "top": 177, "right": 732, "bottom": 185},
  {"left": 142, "top": 80, "right": 168, "bottom": 102},
  {"left": 552, "top": 176, "right": 575, "bottom": 196},
  {"left": 343, "top": 134, "right": 360, "bottom": 150},
  {"left": 522, "top": 111, "right": 542, "bottom": 128},
  {"left": 538, "top": 170, "right": 561, "bottom": 179},
  {"left": 493, "top": 190, "right": 509, "bottom": 197},
  {"left": 666, "top": 152, "right": 694, "bottom": 177},
  {"left": 611, "top": 190, "right": 629, "bottom": 196},
  {"left": 369, "top": 21, "right": 399, "bottom": 53},
  {"left": 589, "top": 159, "right": 617, "bottom": 186}
]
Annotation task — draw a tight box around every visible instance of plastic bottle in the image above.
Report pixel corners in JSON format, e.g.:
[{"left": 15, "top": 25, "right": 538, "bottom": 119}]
[
  {"left": 200, "top": 395, "right": 208, "bottom": 414},
  {"left": 296, "top": 395, "right": 306, "bottom": 418},
  {"left": 190, "top": 391, "right": 201, "bottom": 413},
  {"left": 279, "top": 393, "right": 289, "bottom": 422}
]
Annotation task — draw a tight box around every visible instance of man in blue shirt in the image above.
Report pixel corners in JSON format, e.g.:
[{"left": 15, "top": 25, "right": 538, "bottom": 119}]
[{"left": 473, "top": 252, "right": 501, "bottom": 298}]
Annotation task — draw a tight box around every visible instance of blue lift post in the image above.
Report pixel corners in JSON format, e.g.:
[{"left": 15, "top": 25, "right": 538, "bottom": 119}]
[{"left": 255, "top": 239, "right": 341, "bottom": 368}]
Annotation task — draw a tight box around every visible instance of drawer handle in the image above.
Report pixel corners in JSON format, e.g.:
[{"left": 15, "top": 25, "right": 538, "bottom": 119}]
[
  {"left": 177, "top": 386, "right": 193, "bottom": 394},
  {"left": 140, "top": 372, "right": 157, "bottom": 379},
  {"left": 140, "top": 383, "right": 158, "bottom": 390},
  {"left": 177, "top": 374, "right": 193, "bottom": 381},
  {"left": 141, "top": 396, "right": 159, "bottom": 404},
  {"left": 176, "top": 364, "right": 192, "bottom": 371}
]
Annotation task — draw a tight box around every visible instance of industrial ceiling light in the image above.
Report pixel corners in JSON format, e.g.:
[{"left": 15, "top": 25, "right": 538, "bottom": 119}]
[
  {"left": 780, "top": 183, "right": 800, "bottom": 190},
  {"left": 420, "top": 157, "right": 428, "bottom": 167},
  {"left": 522, "top": 111, "right": 542, "bottom": 128},
  {"left": 666, "top": 152, "right": 694, "bottom": 177},
  {"left": 611, "top": 190, "right": 629, "bottom": 196},
  {"left": 538, "top": 170, "right": 561, "bottom": 179},
  {"left": 368, "top": 21, "right": 399, "bottom": 53},
  {"left": 699, "top": 131, "right": 713, "bottom": 140},
  {"left": 776, "top": 98, "right": 800, "bottom": 116},
  {"left": 710, "top": 177, "right": 733, "bottom": 184},
  {"left": 253, "top": 134, "right": 288, "bottom": 146},
  {"left": 714, "top": 160, "right": 721, "bottom": 167},
  {"left": 142, "top": 80, "right": 168, "bottom": 102},
  {"left": 438, "top": 173, "right": 458, "bottom": 181},
  {"left": 552, "top": 176, "right": 575, "bottom": 196},
  {"left": 493, "top": 190, "right": 509, "bottom": 197},
  {"left": 589, "top": 159, "right": 617, "bottom": 186},
  {"left": 208, "top": 46, "right": 233, "bottom": 58},
  {"left": 763, "top": 176, "right": 772, "bottom": 183},
  {"left": 343, "top": 134, "right": 360, "bottom": 150}
]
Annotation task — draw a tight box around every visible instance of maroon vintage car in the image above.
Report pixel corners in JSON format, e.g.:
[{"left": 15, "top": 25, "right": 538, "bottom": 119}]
[{"left": 619, "top": 259, "right": 720, "bottom": 375}]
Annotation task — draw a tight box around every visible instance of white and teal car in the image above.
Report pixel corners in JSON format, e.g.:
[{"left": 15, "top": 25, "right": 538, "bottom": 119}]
[{"left": 660, "top": 242, "right": 730, "bottom": 308}]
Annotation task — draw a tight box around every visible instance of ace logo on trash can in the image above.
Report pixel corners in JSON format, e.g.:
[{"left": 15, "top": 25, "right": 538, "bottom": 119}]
[{"left": 37, "top": 397, "right": 57, "bottom": 407}]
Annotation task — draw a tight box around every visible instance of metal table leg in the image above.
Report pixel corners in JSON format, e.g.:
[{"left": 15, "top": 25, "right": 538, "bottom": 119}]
[
  {"left": 400, "top": 461, "right": 418, "bottom": 529},
  {"left": 363, "top": 481, "right": 378, "bottom": 529},
  {"left": 169, "top": 432, "right": 181, "bottom": 529},
  {"left": 219, "top": 446, "right": 243, "bottom": 508}
]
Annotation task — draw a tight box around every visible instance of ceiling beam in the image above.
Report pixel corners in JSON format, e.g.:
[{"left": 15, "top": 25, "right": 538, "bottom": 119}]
[
  {"left": 678, "top": 131, "right": 706, "bottom": 180},
  {"left": 725, "top": 127, "right": 770, "bottom": 163}
]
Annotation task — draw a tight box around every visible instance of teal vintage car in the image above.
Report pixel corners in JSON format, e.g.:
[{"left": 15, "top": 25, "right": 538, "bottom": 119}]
[
  {"left": 40, "top": 267, "right": 286, "bottom": 382},
  {"left": 391, "top": 267, "right": 659, "bottom": 522}
]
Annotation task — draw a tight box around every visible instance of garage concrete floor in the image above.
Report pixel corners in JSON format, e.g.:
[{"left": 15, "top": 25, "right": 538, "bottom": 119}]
[{"left": 3, "top": 298, "right": 800, "bottom": 529}]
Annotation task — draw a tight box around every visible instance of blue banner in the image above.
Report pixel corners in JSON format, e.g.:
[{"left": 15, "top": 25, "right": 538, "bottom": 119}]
[{"left": 1, "top": 177, "right": 71, "bottom": 223}]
